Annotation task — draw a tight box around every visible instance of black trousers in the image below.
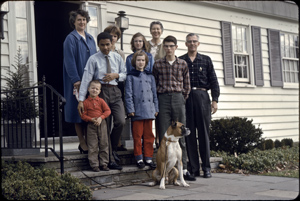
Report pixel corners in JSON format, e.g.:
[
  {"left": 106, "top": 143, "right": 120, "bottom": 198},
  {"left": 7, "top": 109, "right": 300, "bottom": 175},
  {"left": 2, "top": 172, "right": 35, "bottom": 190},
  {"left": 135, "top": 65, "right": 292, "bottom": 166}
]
[{"left": 185, "top": 89, "right": 211, "bottom": 173}]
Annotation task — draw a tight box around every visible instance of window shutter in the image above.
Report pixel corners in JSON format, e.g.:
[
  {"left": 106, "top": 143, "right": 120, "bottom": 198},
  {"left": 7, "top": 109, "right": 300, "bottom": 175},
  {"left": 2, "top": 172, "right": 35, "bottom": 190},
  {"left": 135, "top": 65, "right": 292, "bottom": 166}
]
[
  {"left": 221, "top": 21, "right": 235, "bottom": 85},
  {"left": 268, "top": 29, "right": 283, "bottom": 87},
  {"left": 252, "top": 26, "right": 264, "bottom": 86}
]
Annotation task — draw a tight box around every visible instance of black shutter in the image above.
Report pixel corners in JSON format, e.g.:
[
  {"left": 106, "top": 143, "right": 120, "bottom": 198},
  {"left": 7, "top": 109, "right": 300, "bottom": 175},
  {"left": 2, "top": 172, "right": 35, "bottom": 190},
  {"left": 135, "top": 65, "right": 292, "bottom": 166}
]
[
  {"left": 221, "top": 21, "right": 235, "bottom": 85},
  {"left": 268, "top": 29, "right": 283, "bottom": 87},
  {"left": 252, "top": 26, "right": 264, "bottom": 86}
]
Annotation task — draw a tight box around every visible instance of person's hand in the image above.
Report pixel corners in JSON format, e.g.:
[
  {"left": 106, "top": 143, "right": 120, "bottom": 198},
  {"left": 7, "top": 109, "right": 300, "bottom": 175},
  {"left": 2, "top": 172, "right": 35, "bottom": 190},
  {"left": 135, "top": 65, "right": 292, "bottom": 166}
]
[
  {"left": 94, "top": 117, "right": 102, "bottom": 126},
  {"left": 211, "top": 101, "right": 218, "bottom": 115},
  {"left": 78, "top": 101, "right": 84, "bottom": 116},
  {"left": 128, "top": 113, "right": 135, "bottom": 117},
  {"left": 73, "top": 81, "right": 81, "bottom": 91},
  {"left": 103, "top": 73, "right": 119, "bottom": 82},
  {"left": 155, "top": 112, "right": 158, "bottom": 117}
]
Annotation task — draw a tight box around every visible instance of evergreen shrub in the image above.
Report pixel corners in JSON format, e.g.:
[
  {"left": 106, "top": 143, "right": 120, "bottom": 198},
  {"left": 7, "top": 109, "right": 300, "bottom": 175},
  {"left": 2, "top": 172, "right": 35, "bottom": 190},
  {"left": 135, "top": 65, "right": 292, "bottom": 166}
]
[
  {"left": 210, "top": 117, "right": 263, "bottom": 154},
  {"left": 1, "top": 160, "right": 92, "bottom": 200}
]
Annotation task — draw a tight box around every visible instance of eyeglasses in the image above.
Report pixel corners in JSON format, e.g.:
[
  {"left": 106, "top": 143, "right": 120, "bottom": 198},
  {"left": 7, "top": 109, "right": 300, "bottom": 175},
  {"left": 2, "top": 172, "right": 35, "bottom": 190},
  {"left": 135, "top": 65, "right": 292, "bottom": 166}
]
[
  {"left": 163, "top": 45, "right": 176, "bottom": 48},
  {"left": 187, "top": 40, "right": 199, "bottom": 44},
  {"left": 134, "top": 40, "right": 143, "bottom": 43}
]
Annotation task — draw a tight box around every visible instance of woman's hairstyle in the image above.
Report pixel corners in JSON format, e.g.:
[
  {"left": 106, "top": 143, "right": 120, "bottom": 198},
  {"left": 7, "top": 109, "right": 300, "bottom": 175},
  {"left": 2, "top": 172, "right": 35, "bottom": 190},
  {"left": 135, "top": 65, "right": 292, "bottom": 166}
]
[
  {"left": 69, "top": 9, "right": 90, "bottom": 29},
  {"left": 104, "top": 25, "right": 122, "bottom": 40},
  {"left": 163, "top": 35, "right": 177, "bottom": 45},
  {"left": 131, "top": 50, "right": 149, "bottom": 69},
  {"left": 97, "top": 32, "right": 112, "bottom": 44},
  {"left": 130, "top": 32, "right": 149, "bottom": 52},
  {"left": 150, "top": 21, "right": 164, "bottom": 32}
]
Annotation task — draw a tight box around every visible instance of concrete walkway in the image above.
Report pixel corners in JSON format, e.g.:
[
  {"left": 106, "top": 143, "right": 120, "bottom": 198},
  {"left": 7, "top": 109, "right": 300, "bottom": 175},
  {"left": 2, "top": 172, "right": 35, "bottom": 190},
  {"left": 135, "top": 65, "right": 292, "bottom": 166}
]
[{"left": 92, "top": 173, "right": 299, "bottom": 200}]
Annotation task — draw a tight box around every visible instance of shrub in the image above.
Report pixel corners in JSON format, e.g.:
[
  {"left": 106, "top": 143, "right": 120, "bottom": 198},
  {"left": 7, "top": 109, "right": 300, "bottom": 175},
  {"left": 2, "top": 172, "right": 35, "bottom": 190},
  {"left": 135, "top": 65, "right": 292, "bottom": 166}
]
[
  {"left": 264, "top": 139, "right": 274, "bottom": 150},
  {"left": 1, "top": 160, "right": 92, "bottom": 200},
  {"left": 281, "top": 138, "right": 293, "bottom": 147},
  {"left": 274, "top": 139, "right": 282, "bottom": 148},
  {"left": 210, "top": 117, "right": 263, "bottom": 154}
]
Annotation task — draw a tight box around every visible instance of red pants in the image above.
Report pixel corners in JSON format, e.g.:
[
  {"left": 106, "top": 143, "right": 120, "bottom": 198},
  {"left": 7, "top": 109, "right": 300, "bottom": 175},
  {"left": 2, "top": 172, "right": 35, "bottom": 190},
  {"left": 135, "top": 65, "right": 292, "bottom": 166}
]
[{"left": 132, "top": 120, "right": 155, "bottom": 160}]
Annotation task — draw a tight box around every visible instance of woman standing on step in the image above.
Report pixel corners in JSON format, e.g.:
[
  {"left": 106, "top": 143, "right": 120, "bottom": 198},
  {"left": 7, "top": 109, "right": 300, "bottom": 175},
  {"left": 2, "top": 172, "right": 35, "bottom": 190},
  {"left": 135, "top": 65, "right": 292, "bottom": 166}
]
[{"left": 63, "top": 9, "right": 97, "bottom": 154}]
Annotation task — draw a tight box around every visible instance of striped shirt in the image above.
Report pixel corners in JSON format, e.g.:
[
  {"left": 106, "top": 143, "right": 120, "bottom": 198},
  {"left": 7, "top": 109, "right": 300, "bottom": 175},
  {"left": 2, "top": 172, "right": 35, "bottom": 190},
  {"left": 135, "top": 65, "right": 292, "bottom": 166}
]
[
  {"left": 179, "top": 53, "right": 220, "bottom": 102},
  {"left": 153, "top": 56, "right": 191, "bottom": 99}
]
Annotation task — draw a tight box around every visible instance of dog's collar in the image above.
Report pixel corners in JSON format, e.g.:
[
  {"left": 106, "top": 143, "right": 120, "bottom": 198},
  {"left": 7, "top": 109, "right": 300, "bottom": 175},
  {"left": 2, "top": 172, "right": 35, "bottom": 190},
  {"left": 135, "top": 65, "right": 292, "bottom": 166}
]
[{"left": 163, "top": 136, "right": 179, "bottom": 143}]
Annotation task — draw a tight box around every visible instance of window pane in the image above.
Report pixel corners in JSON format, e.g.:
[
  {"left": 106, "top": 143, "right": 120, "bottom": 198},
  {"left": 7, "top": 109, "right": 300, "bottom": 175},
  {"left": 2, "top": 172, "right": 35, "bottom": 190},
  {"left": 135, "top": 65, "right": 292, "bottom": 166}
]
[
  {"left": 1, "top": 2, "right": 9, "bottom": 12},
  {"left": 285, "top": 34, "right": 290, "bottom": 57},
  {"left": 15, "top": 1, "right": 26, "bottom": 18},
  {"left": 281, "top": 34, "right": 285, "bottom": 57},
  {"left": 16, "top": 42, "right": 28, "bottom": 64},
  {"left": 16, "top": 18, "right": 28, "bottom": 41},
  {"left": 89, "top": 27, "right": 98, "bottom": 44},
  {"left": 87, "top": 7, "right": 97, "bottom": 27},
  {"left": 290, "top": 35, "right": 295, "bottom": 58}
]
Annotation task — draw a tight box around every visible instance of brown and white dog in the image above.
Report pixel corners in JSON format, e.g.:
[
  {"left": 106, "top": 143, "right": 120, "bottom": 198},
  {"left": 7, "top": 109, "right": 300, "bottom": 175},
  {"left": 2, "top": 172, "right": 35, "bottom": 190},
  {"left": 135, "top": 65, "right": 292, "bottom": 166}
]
[{"left": 151, "top": 121, "right": 191, "bottom": 189}]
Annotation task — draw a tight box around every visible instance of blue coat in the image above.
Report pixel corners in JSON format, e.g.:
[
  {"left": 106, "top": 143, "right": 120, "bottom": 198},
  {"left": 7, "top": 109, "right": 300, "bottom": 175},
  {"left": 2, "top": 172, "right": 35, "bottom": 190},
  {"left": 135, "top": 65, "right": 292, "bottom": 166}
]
[
  {"left": 63, "top": 30, "right": 97, "bottom": 123},
  {"left": 126, "top": 51, "right": 154, "bottom": 73},
  {"left": 125, "top": 70, "right": 159, "bottom": 122}
]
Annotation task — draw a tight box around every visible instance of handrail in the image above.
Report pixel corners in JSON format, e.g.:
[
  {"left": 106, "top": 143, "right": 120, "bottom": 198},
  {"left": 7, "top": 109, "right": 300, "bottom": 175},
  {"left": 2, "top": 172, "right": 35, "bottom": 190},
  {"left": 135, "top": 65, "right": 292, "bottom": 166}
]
[{"left": 1, "top": 77, "right": 66, "bottom": 174}]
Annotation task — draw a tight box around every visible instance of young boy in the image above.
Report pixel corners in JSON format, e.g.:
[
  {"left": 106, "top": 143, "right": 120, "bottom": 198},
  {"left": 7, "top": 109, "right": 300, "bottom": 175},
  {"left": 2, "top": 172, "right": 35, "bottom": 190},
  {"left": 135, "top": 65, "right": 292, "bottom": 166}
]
[
  {"left": 125, "top": 50, "right": 159, "bottom": 169},
  {"left": 80, "top": 80, "right": 111, "bottom": 172}
]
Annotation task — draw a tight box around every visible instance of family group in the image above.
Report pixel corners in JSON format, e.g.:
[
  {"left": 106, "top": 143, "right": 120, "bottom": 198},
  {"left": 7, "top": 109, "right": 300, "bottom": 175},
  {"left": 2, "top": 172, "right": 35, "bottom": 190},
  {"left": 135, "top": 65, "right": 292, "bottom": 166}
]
[{"left": 63, "top": 9, "right": 220, "bottom": 180}]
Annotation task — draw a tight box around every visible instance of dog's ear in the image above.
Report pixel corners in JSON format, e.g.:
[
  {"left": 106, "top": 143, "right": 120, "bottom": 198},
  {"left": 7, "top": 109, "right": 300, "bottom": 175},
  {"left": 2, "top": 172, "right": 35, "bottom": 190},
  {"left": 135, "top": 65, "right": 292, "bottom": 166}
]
[{"left": 171, "top": 121, "right": 177, "bottom": 128}]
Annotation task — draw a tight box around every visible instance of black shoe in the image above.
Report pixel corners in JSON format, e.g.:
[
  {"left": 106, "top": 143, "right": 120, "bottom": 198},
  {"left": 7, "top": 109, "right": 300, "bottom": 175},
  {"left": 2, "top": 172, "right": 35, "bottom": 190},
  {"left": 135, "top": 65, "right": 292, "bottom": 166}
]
[
  {"left": 78, "top": 145, "right": 88, "bottom": 154},
  {"left": 144, "top": 161, "right": 156, "bottom": 169},
  {"left": 112, "top": 151, "right": 120, "bottom": 162},
  {"left": 117, "top": 145, "right": 127, "bottom": 151},
  {"left": 184, "top": 171, "right": 196, "bottom": 181},
  {"left": 137, "top": 161, "right": 145, "bottom": 169},
  {"left": 108, "top": 162, "right": 123, "bottom": 170},
  {"left": 203, "top": 171, "right": 212, "bottom": 178}
]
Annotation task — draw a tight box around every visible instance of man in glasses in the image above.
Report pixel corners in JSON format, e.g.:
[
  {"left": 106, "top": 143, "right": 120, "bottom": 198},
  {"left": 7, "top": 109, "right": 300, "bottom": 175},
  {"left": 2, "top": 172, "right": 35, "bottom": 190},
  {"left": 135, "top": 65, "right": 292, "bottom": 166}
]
[
  {"left": 179, "top": 33, "right": 220, "bottom": 179},
  {"left": 153, "top": 35, "right": 195, "bottom": 181}
]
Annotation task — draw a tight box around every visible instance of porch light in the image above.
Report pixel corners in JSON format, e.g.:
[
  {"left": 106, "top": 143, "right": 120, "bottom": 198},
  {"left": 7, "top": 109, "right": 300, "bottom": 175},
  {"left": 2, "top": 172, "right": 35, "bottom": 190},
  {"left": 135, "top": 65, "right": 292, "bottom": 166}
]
[{"left": 115, "top": 11, "right": 129, "bottom": 50}]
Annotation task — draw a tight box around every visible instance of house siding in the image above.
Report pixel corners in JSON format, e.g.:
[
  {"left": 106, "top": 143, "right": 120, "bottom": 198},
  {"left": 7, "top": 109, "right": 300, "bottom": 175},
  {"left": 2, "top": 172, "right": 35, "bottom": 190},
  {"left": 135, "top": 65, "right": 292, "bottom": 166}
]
[
  {"left": 103, "top": 1, "right": 299, "bottom": 141},
  {"left": 1, "top": 1, "right": 298, "bottom": 142}
]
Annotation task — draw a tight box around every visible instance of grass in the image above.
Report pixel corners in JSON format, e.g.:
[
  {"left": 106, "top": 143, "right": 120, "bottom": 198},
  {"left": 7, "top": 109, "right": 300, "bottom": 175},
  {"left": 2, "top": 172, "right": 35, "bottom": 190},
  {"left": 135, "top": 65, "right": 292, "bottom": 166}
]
[{"left": 211, "top": 143, "right": 299, "bottom": 178}]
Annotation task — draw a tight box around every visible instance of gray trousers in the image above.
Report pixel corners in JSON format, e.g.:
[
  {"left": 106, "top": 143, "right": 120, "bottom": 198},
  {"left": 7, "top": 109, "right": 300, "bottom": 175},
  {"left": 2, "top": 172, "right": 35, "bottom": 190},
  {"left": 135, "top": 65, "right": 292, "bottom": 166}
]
[
  {"left": 156, "top": 92, "right": 188, "bottom": 170},
  {"left": 87, "top": 120, "right": 109, "bottom": 168},
  {"left": 99, "top": 85, "right": 125, "bottom": 163}
]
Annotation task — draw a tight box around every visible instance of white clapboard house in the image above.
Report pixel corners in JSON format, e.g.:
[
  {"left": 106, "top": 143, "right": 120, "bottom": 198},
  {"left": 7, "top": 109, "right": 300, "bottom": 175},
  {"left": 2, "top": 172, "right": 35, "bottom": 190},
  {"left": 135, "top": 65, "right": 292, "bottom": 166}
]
[{"left": 1, "top": 1, "right": 298, "bottom": 153}]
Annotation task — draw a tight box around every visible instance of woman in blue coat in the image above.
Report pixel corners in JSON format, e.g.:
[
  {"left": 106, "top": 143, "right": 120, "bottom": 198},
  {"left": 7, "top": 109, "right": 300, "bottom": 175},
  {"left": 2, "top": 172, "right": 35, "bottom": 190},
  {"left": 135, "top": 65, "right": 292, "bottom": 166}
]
[
  {"left": 63, "top": 9, "right": 97, "bottom": 154},
  {"left": 125, "top": 51, "right": 159, "bottom": 169}
]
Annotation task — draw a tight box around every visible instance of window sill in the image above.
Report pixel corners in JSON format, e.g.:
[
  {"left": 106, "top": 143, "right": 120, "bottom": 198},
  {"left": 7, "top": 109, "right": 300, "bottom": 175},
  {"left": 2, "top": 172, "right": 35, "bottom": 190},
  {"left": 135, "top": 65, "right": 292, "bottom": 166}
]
[
  {"left": 283, "top": 83, "right": 299, "bottom": 89},
  {"left": 234, "top": 83, "right": 256, "bottom": 88}
]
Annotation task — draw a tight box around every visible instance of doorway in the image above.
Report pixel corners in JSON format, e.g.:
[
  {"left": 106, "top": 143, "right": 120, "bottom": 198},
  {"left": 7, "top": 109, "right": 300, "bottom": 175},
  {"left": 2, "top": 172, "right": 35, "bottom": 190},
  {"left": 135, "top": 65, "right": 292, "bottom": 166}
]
[{"left": 34, "top": 1, "right": 80, "bottom": 137}]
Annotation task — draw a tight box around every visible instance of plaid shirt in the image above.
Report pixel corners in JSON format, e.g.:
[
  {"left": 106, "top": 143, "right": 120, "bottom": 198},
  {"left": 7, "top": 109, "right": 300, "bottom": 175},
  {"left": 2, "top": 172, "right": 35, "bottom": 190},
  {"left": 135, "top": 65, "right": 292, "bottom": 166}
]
[
  {"left": 179, "top": 53, "right": 220, "bottom": 102},
  {"left": 153, "top": 56, "right": 191, "bottom": 99}
]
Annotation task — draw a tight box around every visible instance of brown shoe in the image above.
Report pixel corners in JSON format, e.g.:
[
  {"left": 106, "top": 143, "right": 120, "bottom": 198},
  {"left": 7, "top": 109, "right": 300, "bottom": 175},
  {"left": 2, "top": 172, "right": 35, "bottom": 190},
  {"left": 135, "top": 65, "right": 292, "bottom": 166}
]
[
  {"left": 100, "top": 165, "right": 110, "bottom": 171},
  {"left": 92, "top": 167, "right": 100, "bottom": 172}
]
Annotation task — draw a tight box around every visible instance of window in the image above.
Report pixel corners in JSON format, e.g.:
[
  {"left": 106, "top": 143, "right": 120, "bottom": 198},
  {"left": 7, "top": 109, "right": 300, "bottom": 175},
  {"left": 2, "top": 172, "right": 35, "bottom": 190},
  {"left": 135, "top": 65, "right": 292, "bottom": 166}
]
[
  {"left": 86, "top": 6, "right": 99, "bottom": 48},
  {"left": 15, "top": 1, "right": 29, "bottom": 64},
  {"left": 280, "top": 33, "right": 299, "bottom": 83},
  {"left": 232, "top": 25, "right": 250, "bottom": 83}
]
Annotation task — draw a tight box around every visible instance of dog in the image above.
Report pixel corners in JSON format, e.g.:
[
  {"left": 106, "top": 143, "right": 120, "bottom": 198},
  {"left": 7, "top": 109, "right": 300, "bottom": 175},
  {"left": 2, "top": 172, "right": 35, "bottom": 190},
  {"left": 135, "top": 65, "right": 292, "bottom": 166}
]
[{"left": 151, "top": 121, "right": 191, "bottom": 189}]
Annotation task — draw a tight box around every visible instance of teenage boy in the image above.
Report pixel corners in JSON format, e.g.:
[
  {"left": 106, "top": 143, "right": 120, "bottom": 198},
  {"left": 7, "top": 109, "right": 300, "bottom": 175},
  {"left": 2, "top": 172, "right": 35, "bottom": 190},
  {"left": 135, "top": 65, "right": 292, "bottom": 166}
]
[
  {"left": 78, "top": 32, "right": 127, "bottom": 170},
  {"left": 179, "top": 33, "right": 220, "bottom": 178},
  {"left": 153, "top": 35, "right": 195, "bottom": 181}
]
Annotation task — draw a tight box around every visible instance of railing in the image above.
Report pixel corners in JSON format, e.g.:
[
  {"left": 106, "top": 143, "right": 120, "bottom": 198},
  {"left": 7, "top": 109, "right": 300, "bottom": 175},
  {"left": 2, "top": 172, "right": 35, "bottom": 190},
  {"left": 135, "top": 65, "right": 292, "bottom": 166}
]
[{"left": 1, "top": 77, "right": 66, "bottom": 174}]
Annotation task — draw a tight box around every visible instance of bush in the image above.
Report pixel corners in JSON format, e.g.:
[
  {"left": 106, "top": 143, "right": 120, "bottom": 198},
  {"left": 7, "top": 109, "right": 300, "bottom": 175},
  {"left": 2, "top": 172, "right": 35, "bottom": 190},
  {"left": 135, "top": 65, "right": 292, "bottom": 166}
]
[
  {"left": 210, "top": 117, "right": 263, "bottom": 154},
  {"left": 1, "top": 160, "right": 92, "bottom": 200},
  {"left": 274, "top": 139, "right": 282, "bottom": 148},
  {"left": 281, "top": 138, "right": 293, "bottom": 147},
  {"left": 264, "top": 139, "right": 274, "bottom": 150},
  {"left": 211, "top": 146, "right": 299, "bottom": 174}
]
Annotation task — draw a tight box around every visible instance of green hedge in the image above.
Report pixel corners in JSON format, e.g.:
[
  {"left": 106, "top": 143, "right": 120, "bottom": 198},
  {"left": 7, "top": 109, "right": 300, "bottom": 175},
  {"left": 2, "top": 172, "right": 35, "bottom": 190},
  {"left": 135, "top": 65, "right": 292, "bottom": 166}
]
[{"left": 2, "top": 160, "right": 92, "bottom": 200}]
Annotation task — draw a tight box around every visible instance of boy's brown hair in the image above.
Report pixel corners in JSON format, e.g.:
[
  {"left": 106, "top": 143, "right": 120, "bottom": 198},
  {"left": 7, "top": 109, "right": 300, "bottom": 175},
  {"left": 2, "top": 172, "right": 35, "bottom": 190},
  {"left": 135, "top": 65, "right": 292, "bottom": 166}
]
[
  {"left": 103, "top": 25, "right": 121, "bottom": 40},
  {"left": 131, "top": 50, "right": 149, "bottom": 69}
]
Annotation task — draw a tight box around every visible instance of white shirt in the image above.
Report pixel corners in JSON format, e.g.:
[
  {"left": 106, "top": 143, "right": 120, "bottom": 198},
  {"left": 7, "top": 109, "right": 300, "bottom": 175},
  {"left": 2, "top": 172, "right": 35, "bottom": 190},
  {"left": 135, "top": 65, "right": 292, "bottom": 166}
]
[{"left": 78, "top": 51, "right": 127, "bottom": 101}]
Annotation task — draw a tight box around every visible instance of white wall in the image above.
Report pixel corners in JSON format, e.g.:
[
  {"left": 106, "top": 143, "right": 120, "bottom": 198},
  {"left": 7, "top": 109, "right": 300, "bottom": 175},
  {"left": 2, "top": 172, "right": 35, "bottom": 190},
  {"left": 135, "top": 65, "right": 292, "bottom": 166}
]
[{"left": 104, "top": 1, "right": 299, "bottom": 141}]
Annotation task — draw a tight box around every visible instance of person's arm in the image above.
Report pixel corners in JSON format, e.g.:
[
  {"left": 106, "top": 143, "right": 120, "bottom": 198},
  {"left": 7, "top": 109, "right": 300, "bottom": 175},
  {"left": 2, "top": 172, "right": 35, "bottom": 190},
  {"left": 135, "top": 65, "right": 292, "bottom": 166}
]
[
  {"left": 124, "top": 76, "right": 135, "bottom": 115},
  {"left": 182, "top": 61, "right": 191, "bottom": 100}
]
